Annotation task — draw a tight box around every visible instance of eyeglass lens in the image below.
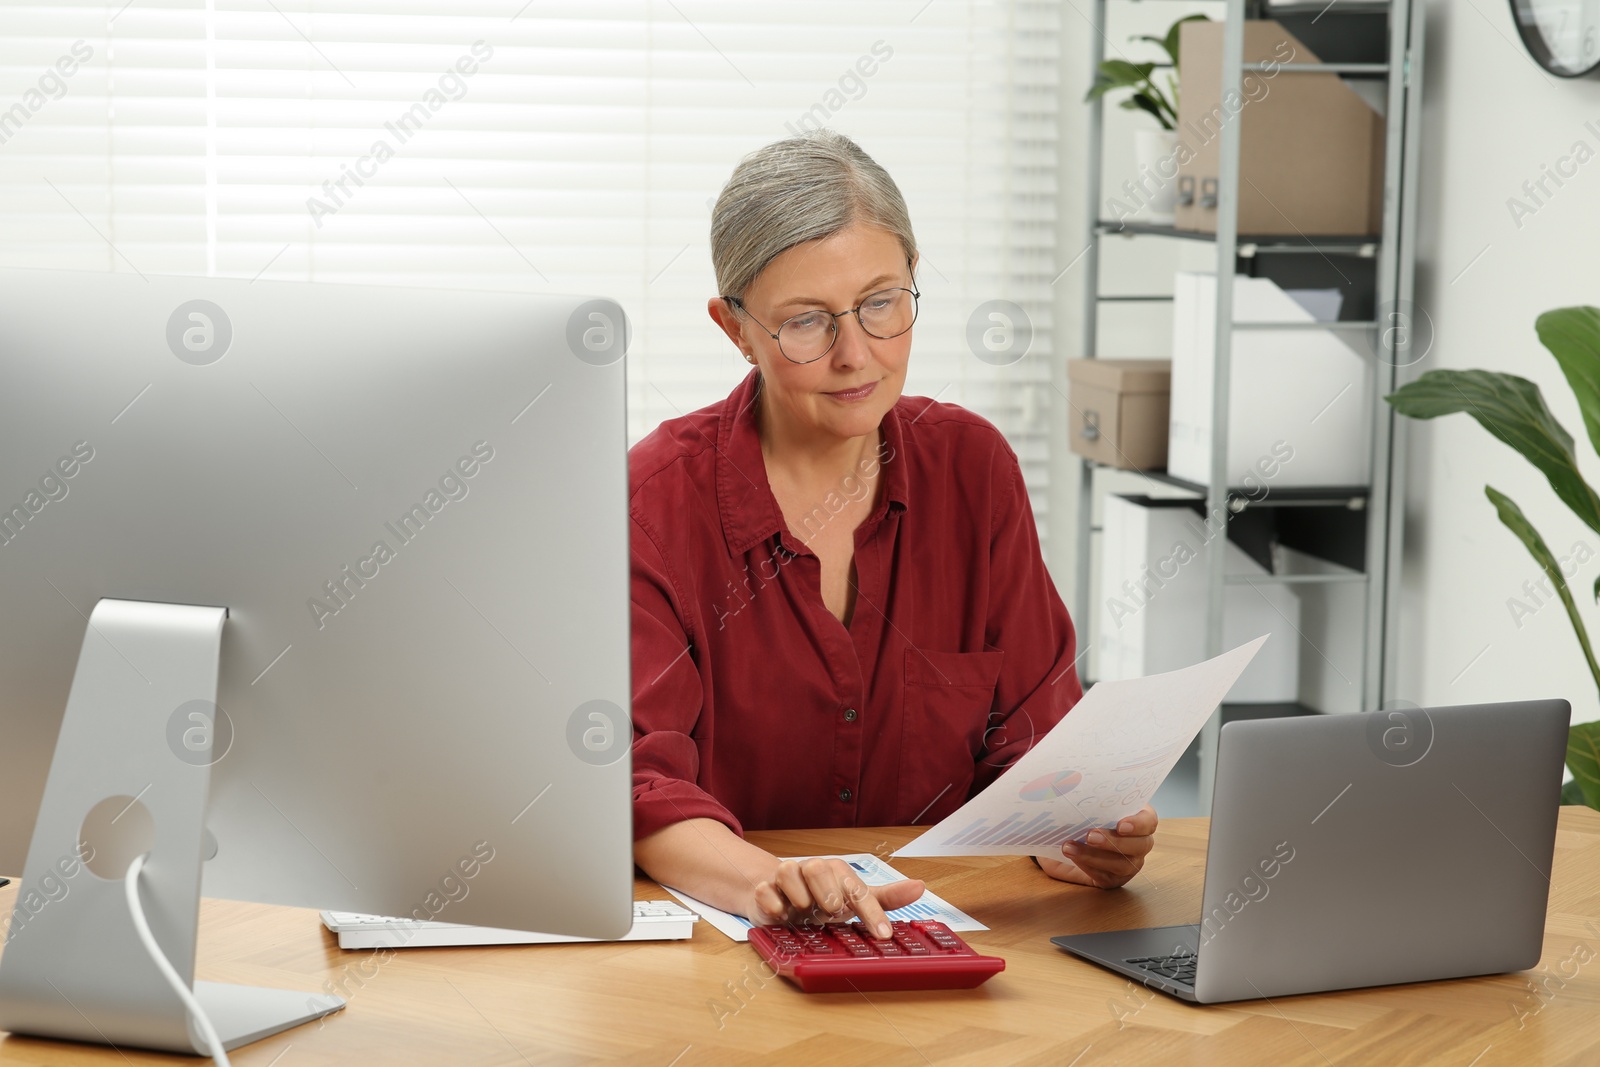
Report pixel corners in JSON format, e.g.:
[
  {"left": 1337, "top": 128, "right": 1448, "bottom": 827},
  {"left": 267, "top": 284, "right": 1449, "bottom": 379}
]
[{"left": 778, "top": 288, "right": 917, "bottom": 363}]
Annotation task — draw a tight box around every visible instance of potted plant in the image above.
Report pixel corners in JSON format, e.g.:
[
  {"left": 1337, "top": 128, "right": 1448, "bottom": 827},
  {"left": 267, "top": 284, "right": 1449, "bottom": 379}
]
[
  {"left": 1386, "top": 306, "right": 1600, "bottom": 810},
  {"left": 1084, "top": 13, "right": 1208, "bottom": 225}
]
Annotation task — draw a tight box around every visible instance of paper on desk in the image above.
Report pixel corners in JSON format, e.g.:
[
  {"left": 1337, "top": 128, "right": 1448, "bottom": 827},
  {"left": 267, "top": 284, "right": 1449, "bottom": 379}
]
[
  {"left": 895, "top": 635, "right": 1267, "bottom": 859},
  {"left": 663, "top": 852, "right": 986, "bottom": 942}
]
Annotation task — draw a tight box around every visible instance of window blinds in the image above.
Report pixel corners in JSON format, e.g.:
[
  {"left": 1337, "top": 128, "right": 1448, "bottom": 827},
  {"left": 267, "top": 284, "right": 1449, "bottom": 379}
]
[{"left": 0, "top": 0, "right": 1060, "bottom": 530}]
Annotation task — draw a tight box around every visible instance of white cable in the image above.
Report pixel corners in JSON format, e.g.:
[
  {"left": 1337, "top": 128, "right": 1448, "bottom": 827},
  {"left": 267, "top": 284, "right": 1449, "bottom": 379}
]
[{"left": 124, "top": 853, "right": 232, "bottom": 1067}]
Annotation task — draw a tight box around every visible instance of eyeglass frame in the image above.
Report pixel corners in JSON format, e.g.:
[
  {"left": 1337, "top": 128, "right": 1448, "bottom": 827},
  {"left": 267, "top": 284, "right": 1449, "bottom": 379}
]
[{"left": 722, "top": 269, "right": 921, "bottom": 365}]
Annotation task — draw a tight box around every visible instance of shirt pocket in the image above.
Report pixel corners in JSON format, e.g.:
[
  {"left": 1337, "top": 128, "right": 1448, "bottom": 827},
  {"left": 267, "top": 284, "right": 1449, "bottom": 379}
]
[{"left": 899, "top": 648, "right": 1005, "bottom": 818}]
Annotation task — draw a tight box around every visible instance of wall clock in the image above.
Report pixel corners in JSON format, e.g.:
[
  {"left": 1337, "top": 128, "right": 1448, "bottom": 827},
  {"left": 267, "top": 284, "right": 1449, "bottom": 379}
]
[{"left": 1511, "top": 0, "right": 1600, "bottom": 76}]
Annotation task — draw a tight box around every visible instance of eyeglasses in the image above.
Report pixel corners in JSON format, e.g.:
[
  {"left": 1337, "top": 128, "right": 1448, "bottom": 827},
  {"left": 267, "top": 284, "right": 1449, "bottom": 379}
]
[{"left": 724, "top": 284, "right": 920, "bottom": 365}]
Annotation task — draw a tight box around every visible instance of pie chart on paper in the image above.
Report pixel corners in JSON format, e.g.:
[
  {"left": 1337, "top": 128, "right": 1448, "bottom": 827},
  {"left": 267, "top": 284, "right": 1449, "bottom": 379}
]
[{"left": 1019, "top": 769, "right": 1082, "bottom": 801}]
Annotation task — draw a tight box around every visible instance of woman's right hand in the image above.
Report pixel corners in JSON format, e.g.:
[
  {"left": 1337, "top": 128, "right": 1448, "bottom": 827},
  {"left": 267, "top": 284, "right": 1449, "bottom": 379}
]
[{"left": 748, "top": 857, "right": 925, "bottom": 939}]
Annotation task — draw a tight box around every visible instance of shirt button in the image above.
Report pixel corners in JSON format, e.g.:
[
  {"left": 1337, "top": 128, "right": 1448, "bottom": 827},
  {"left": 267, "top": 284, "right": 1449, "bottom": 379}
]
[
  {"left": 839, "top": 787, "right": 853, "bottom": 802},
  {"left": 843, "top": 707, "right": 858, "bottom": 722}
]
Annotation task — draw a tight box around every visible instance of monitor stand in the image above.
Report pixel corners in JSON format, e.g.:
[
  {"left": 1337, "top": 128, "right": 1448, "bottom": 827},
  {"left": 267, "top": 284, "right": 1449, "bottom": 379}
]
[{"left": 0, "top": 599, "right": 342, "bottom": 1054}]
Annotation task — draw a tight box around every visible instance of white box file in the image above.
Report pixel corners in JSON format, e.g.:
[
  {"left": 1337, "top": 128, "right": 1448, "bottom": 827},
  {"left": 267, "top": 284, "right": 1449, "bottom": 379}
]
[
  {"left": 1097, "top": 494, "right": 1300, "bottom": 703},
  {"left": 1168, "top": 271, "right": 1372, "bottom": 489}
]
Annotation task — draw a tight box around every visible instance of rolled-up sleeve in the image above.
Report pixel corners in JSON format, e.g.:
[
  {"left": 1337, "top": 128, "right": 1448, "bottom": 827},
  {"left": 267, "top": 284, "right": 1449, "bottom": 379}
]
[
  {"left": 629, "top": 512, "right": 743, "bottom": 840},
  {"left": 971, "top": 441, "right": 1085, "bottom": 795}
]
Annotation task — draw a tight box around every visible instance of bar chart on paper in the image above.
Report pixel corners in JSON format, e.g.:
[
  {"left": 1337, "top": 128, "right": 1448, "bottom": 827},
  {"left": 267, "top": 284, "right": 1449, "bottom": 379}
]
[{"left": 937, "top": 812, "right": 1104, "bottom": 851}]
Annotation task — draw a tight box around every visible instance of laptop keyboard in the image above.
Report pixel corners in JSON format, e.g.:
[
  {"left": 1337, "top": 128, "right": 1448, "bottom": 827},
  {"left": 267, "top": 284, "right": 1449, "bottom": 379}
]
[{"left": 1125, "top": 952, "right": 1198, "bottom": 986}]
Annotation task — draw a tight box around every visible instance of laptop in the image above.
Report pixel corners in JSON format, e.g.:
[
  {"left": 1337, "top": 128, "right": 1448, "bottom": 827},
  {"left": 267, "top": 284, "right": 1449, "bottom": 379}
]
[{"left": 1051, "top": 699, "right": 1571, "bottom": 1004}]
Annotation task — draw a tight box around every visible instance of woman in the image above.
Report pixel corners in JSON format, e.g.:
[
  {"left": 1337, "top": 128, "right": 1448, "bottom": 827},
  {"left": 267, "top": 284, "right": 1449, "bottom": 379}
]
[{"left": 630, "top": 131, "right": 1157, "bottom": 939}]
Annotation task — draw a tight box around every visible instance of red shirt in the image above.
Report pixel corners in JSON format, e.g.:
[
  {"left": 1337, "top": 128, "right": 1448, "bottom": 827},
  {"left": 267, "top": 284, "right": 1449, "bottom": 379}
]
[{"left": 629, "top": 368, "right": 1083, "bottom": 839}]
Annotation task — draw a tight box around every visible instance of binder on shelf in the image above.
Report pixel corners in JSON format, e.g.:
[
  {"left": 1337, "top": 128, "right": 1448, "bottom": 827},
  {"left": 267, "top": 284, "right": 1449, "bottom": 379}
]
[
  {"left": 1167, "top": 270, "right": 1372, "bottom": 489},
  {"left": 1173, "top": 20, "right": 1385, "bottom": 237},
  {"left": 1097, "top": 494, "right": 1300, "bottom": 704}
]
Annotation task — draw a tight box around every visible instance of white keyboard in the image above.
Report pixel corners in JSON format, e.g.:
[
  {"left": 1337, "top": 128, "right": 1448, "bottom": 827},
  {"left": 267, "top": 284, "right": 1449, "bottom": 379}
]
[{"left": 320, "top": 899, "right": 698, "bottom": 949}]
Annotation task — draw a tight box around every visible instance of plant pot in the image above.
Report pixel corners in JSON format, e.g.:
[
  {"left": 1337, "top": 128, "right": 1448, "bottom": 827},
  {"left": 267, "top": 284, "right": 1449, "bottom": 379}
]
[{"left": 1132, "top": 128, "right": 1180, "bottom": 224}]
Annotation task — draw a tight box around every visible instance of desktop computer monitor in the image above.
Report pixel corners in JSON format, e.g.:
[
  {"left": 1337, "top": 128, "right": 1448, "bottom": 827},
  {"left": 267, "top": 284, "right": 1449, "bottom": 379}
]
[{"left": 0, "top": 268, "right": 635, "bottom": 1055}]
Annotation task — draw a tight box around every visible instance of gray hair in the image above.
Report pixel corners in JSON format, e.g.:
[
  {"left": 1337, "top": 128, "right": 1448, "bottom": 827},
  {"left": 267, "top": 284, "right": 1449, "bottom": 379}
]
[{"left": 711, "top": 130, "right": 917, "bottom": 302}]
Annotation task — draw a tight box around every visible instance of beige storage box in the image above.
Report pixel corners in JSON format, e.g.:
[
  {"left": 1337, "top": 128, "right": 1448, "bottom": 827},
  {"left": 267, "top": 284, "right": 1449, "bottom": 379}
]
[
  {"left": 1067, "top": 358, "right": 1172, "bottom": 471},
  {"left": 1173, "top": 20, "right": 1384, "bottom": 237}
]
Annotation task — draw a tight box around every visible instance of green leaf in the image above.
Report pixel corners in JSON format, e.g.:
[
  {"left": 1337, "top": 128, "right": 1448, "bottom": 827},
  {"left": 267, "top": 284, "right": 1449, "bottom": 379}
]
[
  {"left": 1387, "top": 370, "right": 1600, "bottom": 538},
  {"left": 1568, "top": 721, "right": 1600, "bottom": 809},
  {"left": 1536, "top": 306, "right": 1600, "bottom": 459},
  {"left": 1085, "top": 60, "right": 1156, "bottom": 104},
  {"left": 1145, "top": 86, "right": 1177, "bottom": 126},
  {"left": 1131, "top": 32, "right": 1178, "bottom": 67},
  {"left": 1485, "top": 487, "right": 1600, "bottom": 698},
  {"left": 1130, "top": 14, "right": 1210, "bottom": 69},
  {"left": 1562, "top": 776, "right": 1587, "bottom": 805},
  {"left": 1127, "top": 13, "right": 1209, "bottom": 119},
  {"left": 1100, "top": 59, "right": 1157, "bottom": 85},
  {"left": 1120, "top": 92, "right": 1171, "bottom": 129}
]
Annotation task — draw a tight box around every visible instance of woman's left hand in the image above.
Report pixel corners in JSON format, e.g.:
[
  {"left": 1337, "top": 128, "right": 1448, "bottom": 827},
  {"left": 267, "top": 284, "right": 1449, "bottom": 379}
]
[{"left": 1036, "top": 805, "right": 1158, "bottom": 889}]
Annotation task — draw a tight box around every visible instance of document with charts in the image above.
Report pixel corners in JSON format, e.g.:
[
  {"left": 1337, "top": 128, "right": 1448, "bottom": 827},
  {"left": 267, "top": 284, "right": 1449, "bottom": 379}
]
[{"left": 894, "top": 636, "right": 1267, "bottom": 859}]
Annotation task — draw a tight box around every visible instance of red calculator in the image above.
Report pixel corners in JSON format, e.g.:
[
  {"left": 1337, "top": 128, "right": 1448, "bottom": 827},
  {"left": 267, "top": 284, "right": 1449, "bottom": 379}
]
[{"left": 748, "top": 920, "right": 1005, "bottom": 993}]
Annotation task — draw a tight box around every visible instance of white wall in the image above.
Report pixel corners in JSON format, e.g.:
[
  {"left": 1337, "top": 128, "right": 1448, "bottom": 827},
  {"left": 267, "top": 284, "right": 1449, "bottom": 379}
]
[
  {"left": 1400, "top": 0, "right": 1600, "bottom": 727},
  {"left": 1051, "top": 0, "right": 1600, "bottom": 730}
]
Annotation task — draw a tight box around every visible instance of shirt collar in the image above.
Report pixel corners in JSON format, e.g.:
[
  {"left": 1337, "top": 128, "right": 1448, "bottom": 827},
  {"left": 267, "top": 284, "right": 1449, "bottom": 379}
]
[{"left": 715, "top": 368, "right": 910, "bottom": 559}]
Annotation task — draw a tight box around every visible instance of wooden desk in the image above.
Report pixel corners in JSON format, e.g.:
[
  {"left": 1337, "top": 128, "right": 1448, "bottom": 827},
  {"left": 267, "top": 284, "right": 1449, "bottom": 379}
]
[{"left": 3, "top": 809, "right": 1599, "bottom": 1065}]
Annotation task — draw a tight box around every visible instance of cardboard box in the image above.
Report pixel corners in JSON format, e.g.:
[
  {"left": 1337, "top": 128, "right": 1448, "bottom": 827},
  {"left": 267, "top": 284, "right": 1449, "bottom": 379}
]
[
  {"left": 1173, "top": 20, "right": 1384, "bottom": 236},
  {"left": 1167, "top": 271, "right": 1371, "bottom": 488},
  {"left": 1067, "top": 359, "right": 1171, "bottom": 471},
  {"left": 1096, "top": 494, "right": 1300, "bottom": 702}
]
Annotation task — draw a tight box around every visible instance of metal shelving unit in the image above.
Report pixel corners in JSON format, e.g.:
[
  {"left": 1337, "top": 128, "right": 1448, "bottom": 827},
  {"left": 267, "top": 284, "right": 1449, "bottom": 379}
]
[{"left": 1074, "top": 0, "right": 1425, "bottom": 810}]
